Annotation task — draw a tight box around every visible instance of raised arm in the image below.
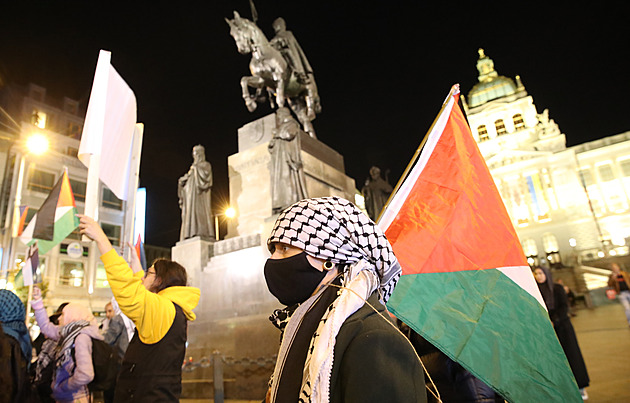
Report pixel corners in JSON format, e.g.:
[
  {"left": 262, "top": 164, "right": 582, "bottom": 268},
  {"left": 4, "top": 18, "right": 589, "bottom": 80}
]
[
  {"left": 31, "top": 286, "right": 59, "bottom": 340},
  {"left": 78, "top": 215, "right": 176, "bottom": 344}
]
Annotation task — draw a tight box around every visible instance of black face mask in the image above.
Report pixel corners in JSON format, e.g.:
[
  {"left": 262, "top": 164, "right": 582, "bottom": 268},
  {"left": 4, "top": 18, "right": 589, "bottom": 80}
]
[{"left": 264, "top": 251, "right": 327, "bottom": 306}]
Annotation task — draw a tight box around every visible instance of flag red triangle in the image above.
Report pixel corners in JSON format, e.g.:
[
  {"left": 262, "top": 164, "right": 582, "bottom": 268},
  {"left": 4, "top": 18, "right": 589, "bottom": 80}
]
[{"left": 383, "top": 87, "right": 527, "bottom": 275}]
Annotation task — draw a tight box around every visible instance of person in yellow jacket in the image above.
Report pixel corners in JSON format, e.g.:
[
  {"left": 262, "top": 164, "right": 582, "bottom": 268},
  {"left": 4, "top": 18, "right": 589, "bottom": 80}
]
[{"left": 78, "top": 214, "right": 200, "bottom": 402}]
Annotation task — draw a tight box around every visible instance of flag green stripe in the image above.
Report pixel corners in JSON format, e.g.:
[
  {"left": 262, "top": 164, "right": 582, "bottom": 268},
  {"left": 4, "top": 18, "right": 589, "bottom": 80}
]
[
  {"left": 36, "top": 207, "right": 79, "bottom": 255},
  {"left": 387, "top": 270, "right": 581, "bottom": 402}
]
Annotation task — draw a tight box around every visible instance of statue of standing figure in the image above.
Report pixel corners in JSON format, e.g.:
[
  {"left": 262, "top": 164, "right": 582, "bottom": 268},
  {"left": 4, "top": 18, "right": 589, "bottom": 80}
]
[
  {"left": 226, "top": 11, "right": 321, "bottom": 137},
  {"left": 178, "top": 145, "right": 215, "bottom": 241},
  {"left": 269, "top": 107, "right": 308, "bottom": 213},
  {"left": 361, "top": 166, "right": 393, "bottom": 221}
]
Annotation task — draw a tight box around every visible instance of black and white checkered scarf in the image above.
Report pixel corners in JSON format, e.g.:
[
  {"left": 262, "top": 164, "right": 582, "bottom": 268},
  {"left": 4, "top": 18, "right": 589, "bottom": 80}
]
[{"left": 267, "top": 196, "right": 401, "bottom": 402}]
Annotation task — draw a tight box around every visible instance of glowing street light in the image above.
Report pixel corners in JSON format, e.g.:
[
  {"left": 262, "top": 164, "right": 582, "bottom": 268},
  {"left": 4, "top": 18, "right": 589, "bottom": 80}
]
[
  {"left": 215, "top": 206, "right": 236, "bottom": 240},
  {"left": 26, "top": 133, "right": 49, "bottom": 155}
]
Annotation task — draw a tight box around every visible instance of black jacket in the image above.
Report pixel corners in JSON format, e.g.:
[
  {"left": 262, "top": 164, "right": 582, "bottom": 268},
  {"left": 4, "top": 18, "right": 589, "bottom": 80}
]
[
  {"left": 329, "top": 293, "right": 427, "bottom": 403},
  {"left": 0, "top": 324, "right": 35, "bottom": 403}
]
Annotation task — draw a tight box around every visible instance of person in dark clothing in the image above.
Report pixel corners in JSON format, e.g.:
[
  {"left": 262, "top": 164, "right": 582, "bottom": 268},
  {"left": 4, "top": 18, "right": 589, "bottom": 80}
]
[
  {"left": 263, "top": 197, "right": 427, "bottom": 403},
  {"left": 398, "top": 322, "right": 503, "bottom": 403},
  {"left": 0, "top": 289, "right": 35, "bottom": 403},
  {"left": 534, "top": 267, "right": 589, "bottom": 400}
]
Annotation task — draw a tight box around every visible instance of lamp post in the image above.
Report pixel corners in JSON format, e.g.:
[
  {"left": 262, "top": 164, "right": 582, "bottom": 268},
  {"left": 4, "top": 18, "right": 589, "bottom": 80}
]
[
  {"left": 1, "top": 133, "right": 49, "bottom": 292},
  {"left": 214, "top": 206, "right": 236, "bottom": 241}
]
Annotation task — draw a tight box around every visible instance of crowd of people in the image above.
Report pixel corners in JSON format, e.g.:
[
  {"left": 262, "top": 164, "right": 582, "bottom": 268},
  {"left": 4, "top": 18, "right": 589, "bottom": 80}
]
[{"left": 1, "top": 197, "right": 629, "bottom": 402}]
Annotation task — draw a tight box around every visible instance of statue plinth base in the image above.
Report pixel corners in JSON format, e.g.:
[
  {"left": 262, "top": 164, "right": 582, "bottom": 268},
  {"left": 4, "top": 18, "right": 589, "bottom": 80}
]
[
  {"left": 227, "top": 112, "right": 356, "bottom": 238},
  {"left": 179, "top": 112, "right": 357, "bottom": 399},
  {"left": 171, "top": 236, "right": 215, "bottom": 288}
]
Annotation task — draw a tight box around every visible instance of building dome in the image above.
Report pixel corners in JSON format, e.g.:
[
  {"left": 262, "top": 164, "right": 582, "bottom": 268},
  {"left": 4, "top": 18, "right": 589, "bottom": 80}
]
[{"left": 467, "top": 49, "right": 519, "bottom": 108}]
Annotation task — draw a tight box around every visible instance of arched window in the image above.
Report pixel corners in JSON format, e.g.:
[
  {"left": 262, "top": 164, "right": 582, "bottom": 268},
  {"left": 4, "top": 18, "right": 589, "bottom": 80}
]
[
  {"left": 513, "top": 114, "right": 525, "bottom": 131},
  {"left": 521, "top": 238, "right": 538, "bottom": 257},
  {"left": 477, "top": 125, "right": 489, "bottom": 142},
  {"left": 495, "top": 119, "right": 507, "bottom": 135},
  {"left": 542, "top": 233, "right": 559, "bottom": 253}
]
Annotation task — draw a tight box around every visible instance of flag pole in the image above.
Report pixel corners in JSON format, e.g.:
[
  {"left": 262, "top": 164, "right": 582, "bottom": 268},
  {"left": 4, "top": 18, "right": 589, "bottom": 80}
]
[
  {"left": 376, "top": 85, "right": 460, "bottom": 223},
  {"left": 123, "top": 123, "right": 144, "bottom": 262}
]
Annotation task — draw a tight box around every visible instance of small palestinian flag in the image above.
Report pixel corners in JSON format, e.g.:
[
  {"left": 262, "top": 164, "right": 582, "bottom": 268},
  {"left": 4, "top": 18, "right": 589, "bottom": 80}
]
[{"left": 20, "top": 170, "right": 79, "bottom": 255}]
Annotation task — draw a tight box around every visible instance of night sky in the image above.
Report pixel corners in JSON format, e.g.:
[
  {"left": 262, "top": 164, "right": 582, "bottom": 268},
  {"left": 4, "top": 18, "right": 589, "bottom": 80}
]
[{"left": 1, "top": 2, "right": 628, "bottom": 247}]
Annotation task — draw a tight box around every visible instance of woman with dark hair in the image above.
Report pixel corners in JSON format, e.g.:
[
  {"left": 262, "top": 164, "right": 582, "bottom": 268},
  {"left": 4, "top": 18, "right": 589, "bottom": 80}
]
[
  {"left": 533, "top": 266, "right": 589, "bottom": 400},
  {"left": 0, "top": 289, "right": 35, "bottom": 403},
  {"left": 78, "top": 214, "right": 200, "bottom": 402},
  {"left": 263, "top": 197, "right": 426, "bottom": 403}
]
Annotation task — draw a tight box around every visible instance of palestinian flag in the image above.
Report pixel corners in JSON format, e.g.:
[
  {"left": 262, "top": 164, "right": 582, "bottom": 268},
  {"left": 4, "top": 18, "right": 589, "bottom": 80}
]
[
  {"left": 135, "top": 234, "right": 147, "bottom": 272},
  {"left": 20, "top": 170, "right": 79, "bottom": 255},
  {"left": 379, "top": 85, "right": 581, "bottom": 402}
]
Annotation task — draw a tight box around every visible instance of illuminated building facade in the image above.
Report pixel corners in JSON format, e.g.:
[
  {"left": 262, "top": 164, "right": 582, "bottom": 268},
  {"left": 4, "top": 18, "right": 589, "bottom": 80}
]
[
  {"left": 0, "top": 83, "right": 126, "bottom": 312},
  {"left": 464, "top": 50, "right": 630, "bottom": 279}
]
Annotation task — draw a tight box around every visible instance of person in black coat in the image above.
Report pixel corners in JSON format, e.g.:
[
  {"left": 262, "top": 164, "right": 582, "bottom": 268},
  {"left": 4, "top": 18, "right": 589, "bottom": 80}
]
[
  {"left": 533, "top": 266, "right": 589, "bottom": 399},
  {"left": 263, "top": 197, "right": 426, "bottom": 403},
  {"left": 0, "top": 290, "right": 36, "bottom": 403}
]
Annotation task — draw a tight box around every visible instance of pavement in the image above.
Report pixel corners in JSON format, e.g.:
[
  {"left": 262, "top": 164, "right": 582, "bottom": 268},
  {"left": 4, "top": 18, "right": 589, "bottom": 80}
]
[
  {"left": 181, "top": 302, "right": 630, "bottom": 403},
  {"left": 571, "top": 303, "right": 630, "bottom": 402}
]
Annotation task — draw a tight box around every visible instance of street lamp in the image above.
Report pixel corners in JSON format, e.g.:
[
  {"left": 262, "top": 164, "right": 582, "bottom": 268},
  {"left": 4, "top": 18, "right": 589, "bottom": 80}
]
[
  {"left": 12, "top": 134, "right": 49, "bottom": 236},
  {"left": 214, "top": 206, "right": 236, "bottom": 241},
  {"left": 1, "top": 133, "right": 49, "bottom": 284}
]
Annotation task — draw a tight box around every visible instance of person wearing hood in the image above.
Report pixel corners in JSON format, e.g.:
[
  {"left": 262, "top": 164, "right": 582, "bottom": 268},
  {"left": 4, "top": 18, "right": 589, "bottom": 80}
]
[
  {"left": 32, "top": 290, "right": 103, "bottom": 403},
  {"left": 78, "top": 214, "right": 201, "bottom": 402},
  {"left": 263, "top": 197, "right": 426, "bottom": 403},
  {"left": 533, "top": 266, "right": 589, "bottom": 400},
  {"left": 0, "top": 289, "right": 35, "bottom": 403}
]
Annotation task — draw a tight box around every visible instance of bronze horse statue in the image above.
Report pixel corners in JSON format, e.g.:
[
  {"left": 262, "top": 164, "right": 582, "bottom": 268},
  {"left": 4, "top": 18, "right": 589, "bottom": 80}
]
[{"left": 226, "top": 11, "right": 321, "bottom": 137}]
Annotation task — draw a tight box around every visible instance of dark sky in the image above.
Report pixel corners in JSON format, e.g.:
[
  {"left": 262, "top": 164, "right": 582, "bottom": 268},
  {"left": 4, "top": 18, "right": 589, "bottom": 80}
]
[{"left": 1, "top": 2, "right": 628, "bottom": 247}]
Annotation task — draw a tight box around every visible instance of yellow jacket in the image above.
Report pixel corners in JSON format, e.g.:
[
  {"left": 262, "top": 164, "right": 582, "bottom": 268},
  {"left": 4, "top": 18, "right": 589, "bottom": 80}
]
[{"left": 100, "top": 249, "right": 201, "bottom": 344}]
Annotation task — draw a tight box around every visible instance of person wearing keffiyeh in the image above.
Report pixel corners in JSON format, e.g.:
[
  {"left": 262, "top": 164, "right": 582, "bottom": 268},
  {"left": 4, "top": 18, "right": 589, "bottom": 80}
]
[
  {"left": 264, "top": 196, "right": 427, "bottom": 403},
  {"left": 0, "top": 289, "right": 34, "bottom": 403},
  {"left": 32, "top": 288, "right": 103, "bottom": 403}
]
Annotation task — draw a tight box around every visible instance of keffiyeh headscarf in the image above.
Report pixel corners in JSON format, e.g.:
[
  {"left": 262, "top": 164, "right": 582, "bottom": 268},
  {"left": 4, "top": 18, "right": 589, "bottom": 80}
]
[
  {"left": 0, "top": 289, "right": 32, "bottom": 363},
  {"left": 267, "top": 197, "right": 402, "bottom": 403},
  {"left": 54, "top": 303, "right": 94, "bottom": 377}
]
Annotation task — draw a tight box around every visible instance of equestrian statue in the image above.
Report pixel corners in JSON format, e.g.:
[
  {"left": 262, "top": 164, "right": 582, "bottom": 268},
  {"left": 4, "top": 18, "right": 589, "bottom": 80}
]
[{"left": 226, "top": 11, "right": 321, "bottom": 138}]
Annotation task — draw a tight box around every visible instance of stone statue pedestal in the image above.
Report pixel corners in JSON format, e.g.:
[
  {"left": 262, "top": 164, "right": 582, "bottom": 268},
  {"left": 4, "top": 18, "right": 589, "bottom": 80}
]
[
  {"left": 171, "top": 236, "right": 215, "bottom": 289},
  {"left": 227, "top": 113, "right": 356, "bottom": 238},
  {"left": 177, "top": 111, "right": 357, "bottom": 399}
]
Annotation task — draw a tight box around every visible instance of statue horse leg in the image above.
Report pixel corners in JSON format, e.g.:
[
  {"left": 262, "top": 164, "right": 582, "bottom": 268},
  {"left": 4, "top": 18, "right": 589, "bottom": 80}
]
[
  {"left": 240, "top": 76, "right": 265, "bottom": 112},
  {"left": 287, "top": 97, "right": 316, "bottom": 138}
]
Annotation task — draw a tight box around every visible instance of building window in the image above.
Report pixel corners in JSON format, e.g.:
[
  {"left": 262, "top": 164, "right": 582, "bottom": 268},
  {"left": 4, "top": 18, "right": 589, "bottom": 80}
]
[
  {"left": 96, "top": 263, "right": 109, "bottom": 288},
  {"left": 102, "top": 223, "right": 122, "bottom": 246},
  {"left": 542, "top": 233, "right": 559, "bottom": 253},
  {"left": 495, "top": 119, "right": 507, "bottom": 135},
  {"left": 619, "top": 159, "right": 630, "bottom": 177},
  {"left": 102, "top": 188, "right": 123, "bottom": 210},
  {"left": 67, "top": 122, "right": 82, "bottom": 139},
  {"left": 513, "top": 114, "right": 525, "bottom": 131},
  {"left": 69, "top": 179, "right": 86, "bottom": 203},
  {"left": 27, "top": 169, "right": 55, "bottom": 193},
  {"left": 31, "top": 109, "right": 47, "bottom": 129},
  {"left": 477, "top": 125, "right": 489, "bottom": 142},
  {"left": 597, "top": 164, "right": 615, "bottom": 182},
  {"left": 67, "top": 147, "right": 79, "bottom": 158},
  {"left": 578, "top": 169, "right": 594, "bottom": 187},
  {"left": 58, "top": 260, "right": 85, "bottom": 287}
]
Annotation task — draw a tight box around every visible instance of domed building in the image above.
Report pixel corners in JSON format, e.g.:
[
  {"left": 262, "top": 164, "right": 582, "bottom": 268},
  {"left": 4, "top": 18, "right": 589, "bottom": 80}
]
[{"left": 463, "top": 49, "right": 630, "bottom": 297}]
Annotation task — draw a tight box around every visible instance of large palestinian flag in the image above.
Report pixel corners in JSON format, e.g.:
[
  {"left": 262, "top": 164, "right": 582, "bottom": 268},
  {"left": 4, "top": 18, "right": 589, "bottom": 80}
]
[
  {"left": 20, "top": 170, "right": 79, "bottom": 255},
  {"left": 379, "top": 85, "right": 581, "bottom": 402}
]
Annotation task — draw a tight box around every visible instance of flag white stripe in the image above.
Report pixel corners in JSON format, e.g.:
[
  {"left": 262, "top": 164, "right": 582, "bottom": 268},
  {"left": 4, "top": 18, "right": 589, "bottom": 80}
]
[
  {"left": 379, "top": 86, "right": 459, "bottom": 231},
  {"left": 498, "top": 265, "right": 547, "bottom": 309}
]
